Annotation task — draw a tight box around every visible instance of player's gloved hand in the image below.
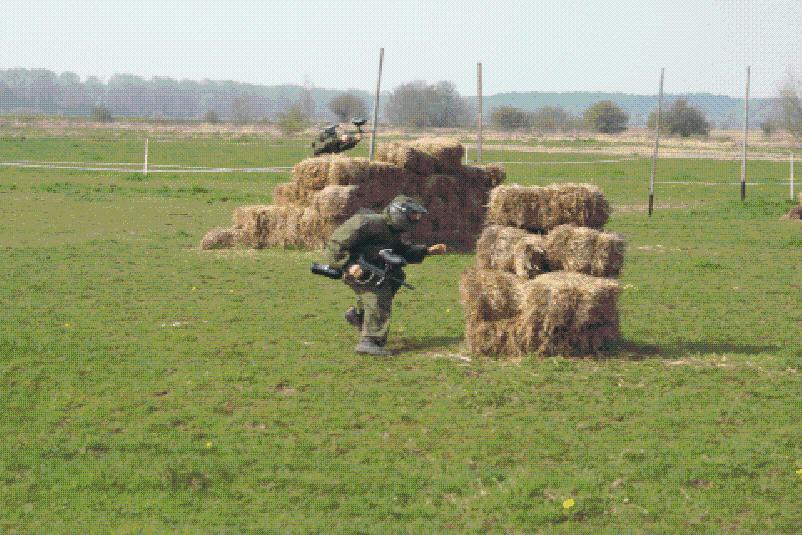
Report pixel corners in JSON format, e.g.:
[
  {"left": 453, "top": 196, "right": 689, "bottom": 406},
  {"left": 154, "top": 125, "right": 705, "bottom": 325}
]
[
  {"left": 347, "top": 264, "right": 364, "bottom": 279},
  {"left": 427, "top": 244, "right": 448, "bottom": 255}
]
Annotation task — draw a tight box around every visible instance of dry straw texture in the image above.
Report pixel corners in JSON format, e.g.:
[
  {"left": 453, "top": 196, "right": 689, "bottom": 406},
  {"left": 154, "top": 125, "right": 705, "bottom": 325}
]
[
  {"left": 216, "top": 139, "right": 502, "bottom": 251},
  {"left": 475, "top": 225, "right": 546, "bottom": 277},
  {"left": 460, "top": 164, "right": 506, "bottom": 189},
  {"left": 272, "top": 182, "right": 316, "bottom": 206},
  {"left": 375, "top": 143, "right": 438, "bottom": 176},
  {"left": 461, "top": 269, "right": 620, "bottom": 357},
  {"left": 517, "top": 271, "right": 621, "bottom": 356},
  {"left": 200, "top": 228, "right": 243, "bottom": 250},
  {"left": 233, "top": 205, "right": 305, "bottom": 248},
  {"left": 781, "top": 205, "right": 802, "bottom": 220},
  {"left": 310, "top": 186, "right": 360, "bottom": 219},
  {"left": 487, "top": 183, "right": 609, "bottom": 231},
  {"left": 513, "top": 236, "right": 549, "bottom": 279},
  {"left": 407, "top": 137, "right": 465, "bottom": 172},
  {"left": 292, "top": 157, "right": 332, "bottom": 191},
  {"left": 544, "top": 224, "right": 626, "bottom": 277}
]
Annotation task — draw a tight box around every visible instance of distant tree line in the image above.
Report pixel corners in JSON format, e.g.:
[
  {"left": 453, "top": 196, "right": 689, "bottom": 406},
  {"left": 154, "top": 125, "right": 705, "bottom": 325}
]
[
  {"left": 491, "top": 84, "right": 802, "bottom": 138},
  {"left": 0, "top": 68, "right": 320, "bottom": 122},
  {"left": 2, "top": 69, "right": 800, "bottom": 139}
]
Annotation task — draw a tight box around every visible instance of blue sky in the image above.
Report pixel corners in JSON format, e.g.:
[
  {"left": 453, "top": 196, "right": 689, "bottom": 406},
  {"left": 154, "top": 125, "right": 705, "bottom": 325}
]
[{"left": 2, "top": 0, "right": 799, "bottom": 97}]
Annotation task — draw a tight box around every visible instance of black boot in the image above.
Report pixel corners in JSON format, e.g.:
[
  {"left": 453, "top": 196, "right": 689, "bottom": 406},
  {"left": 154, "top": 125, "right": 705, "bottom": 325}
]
[
  {"left": 355, "top": 337, "right": 391, "bottom": 357},
  {"left": 344, "top": 306, "right": 364, "bottom": 329}
]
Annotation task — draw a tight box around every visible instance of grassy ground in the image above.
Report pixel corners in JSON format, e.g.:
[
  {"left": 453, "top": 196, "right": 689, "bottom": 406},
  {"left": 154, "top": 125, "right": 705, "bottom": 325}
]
[{"left": 0, "top": 131, "right": 800, "bottom": 533}]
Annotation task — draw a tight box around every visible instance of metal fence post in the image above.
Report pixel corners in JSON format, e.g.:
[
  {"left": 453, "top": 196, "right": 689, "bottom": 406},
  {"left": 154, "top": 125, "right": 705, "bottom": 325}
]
[
  {"left": 741, "top": 66, "right": 750, "bottom": 201},
  {"left": 144, "top": 138, "right": 149, "bottom": 177},
  {"left": 477, "top": 62, "right": 483, "bottom": 163},
  {"left": 649, "top": 68, "right": 664, "bottom": 217},
  {"left": 369, "top": 48, "right": 384, "bottom": 162}
]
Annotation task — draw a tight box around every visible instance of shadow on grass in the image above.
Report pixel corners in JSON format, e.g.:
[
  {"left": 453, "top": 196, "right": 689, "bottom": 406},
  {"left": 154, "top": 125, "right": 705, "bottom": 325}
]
[
  {"left": 611, "top": 339, "right": 781, "bottom": 360},
  {"left": 391, "top": 336, "right": 465, "bottom": 354}
]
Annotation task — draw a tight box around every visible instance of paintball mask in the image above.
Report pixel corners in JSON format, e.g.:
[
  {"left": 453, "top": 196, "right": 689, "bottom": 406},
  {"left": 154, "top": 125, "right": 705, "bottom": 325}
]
[
  {"left": 385, "top": 195, "right": 428, "bottom": 232},
  {"left": 352, "top": 117, "right": 367, "bottom": 133}
]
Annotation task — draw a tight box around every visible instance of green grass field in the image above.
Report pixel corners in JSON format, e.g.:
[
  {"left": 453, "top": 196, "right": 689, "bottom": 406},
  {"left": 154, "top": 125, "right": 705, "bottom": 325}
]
[{"left": 1, "top": 131, "right": 800, "bottom": 533}]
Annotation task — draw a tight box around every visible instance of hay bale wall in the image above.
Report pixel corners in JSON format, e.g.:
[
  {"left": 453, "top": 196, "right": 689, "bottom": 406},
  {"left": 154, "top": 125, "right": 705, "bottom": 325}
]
[
  {"left": 475, "top": 225, "right": 547, "bottom": 277},
  {"left": 543, "top": 224, "right": 625, "bottom": 278},
  {"left": 475, "top": 223, "right": 624, "bottom": 279},
  {"left": 208, "top": 138, "right": 503, "bottom": 251},
  {"left": 515, "top": 272, "right": 621, "bottom": 356},
  {"left": 461, "top": 269, "right": 621, "bottom": 357},
  {"left": 461, "top": 183, "right": 624, "bottom": 358},
  {"left": 487, "top": 184, "right": 609, "bottom": 231}
]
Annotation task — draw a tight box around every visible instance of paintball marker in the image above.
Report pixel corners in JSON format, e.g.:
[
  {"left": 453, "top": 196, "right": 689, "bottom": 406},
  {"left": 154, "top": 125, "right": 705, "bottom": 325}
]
[
  {"left": 311, "top": 263, "right": 342, "bottom": 280},
  {"left": 352, "top": 117, "right": 367, "bottom": 134},
  {"left": 311, "top": 249, "right": 414, "bottom": 290},
  {"left": 356, "top": 250, "right": 415, "bottom": 290}
]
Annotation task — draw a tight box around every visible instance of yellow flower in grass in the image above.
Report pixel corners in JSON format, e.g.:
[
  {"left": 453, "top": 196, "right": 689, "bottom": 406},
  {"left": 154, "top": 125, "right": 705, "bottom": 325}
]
[
  {"left": 563, "top": 498, "right": 575, "bottom": 509},
  {"left": 192, "top": 286, "right": 198, "bottom": 291},
  {"left": 64, "top": 323, "right": 71, "bottom": 328},
  {"left": 796, "top": 468, "right": 802, "bottom": 476},
  {"left": 205, "top": 441, "right": 213, "bottom": 449}
]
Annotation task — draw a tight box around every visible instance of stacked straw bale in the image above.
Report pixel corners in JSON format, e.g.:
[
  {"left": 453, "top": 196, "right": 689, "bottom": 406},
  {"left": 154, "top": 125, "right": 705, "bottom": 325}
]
[
  {"left": 461, "top": 183, "right": 626, "bottom": 357},
  {"left": 201, "top": 138, "right": 504, "bottom": 251},
  {"left": 487, "top": 184, "right": 609, "bottom": 231}
]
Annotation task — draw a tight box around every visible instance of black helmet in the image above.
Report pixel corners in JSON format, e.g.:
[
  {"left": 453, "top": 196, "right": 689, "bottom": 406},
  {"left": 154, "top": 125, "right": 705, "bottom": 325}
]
[{"left": 385, "top": 195, "right": 427, "bottom": 232}]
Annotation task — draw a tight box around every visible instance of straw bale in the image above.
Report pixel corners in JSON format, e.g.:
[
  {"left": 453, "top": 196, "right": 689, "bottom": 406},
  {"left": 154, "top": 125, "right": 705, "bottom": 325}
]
[
  {"left": 310, "top": 185, "right": 361, "bottom": 219},
  {"left": 464, "top": 317, "right": 522, "bottom": 357},
  {"left": 408, "top": 137, "right": 465, "bottom": 172},
  {"left": 486, "top": 184, "right": 609, "bottom": 231},
  {"left": 459, "top": 164, "right": 506, "bottom": 188},
  {"left": 231, "top": 139, "right": 497, "bottom": 251},
  {"left": 475, "top": 225, "right": 529, "bottom": 271},
  {"left": 483, "top": 164, "right": 506, "bottom": 188},
  {"left": 233, "top": 204, "right": 305, "bottom": 248},
  {"left": 328, "top": 156, "right": 371, "bottom": 185},
  {"left": 475, "top": 225, "right": 547, "bottom": 278},
  {"left": 292, "top": 156, "right": 333, "bottom": 190},
  {"left": 516, "top": 272, "right": 620, "bottom": 356},
  {"left": 375, "top": 142, "right": 438, "bottom": 176},
  {"left": 544, "top": 224, "right": 626, "bottom": 277},
  {"left": 513, "top": 235, "right": 549, "bottom": 278},
  {"left": 461, "top": 269, "right": 620, "bottom": 357},
  {"left": 200, "top": 228, "right": 242, "bottom": 249},
  {"left": 460, "top": 268, "right": 521, "bottom": 321},
  {"left": 233, "top": 205, "right": 268, "bottom": 239},
  {"left": 298, "top": 208, "right": 338, "bottom": 249},
  {"left": 781, "top": 205, "right": 802, "bottom": 220},
  {"left": 272, "top": 182, "right": 297, "bottom": 205},
  {"left": 272, "top": 181, "right": 317, "bottom": 206}
]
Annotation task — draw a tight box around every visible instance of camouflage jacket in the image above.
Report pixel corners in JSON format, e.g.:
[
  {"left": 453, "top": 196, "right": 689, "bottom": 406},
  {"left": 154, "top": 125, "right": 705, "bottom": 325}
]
[
  {"left": 313, "top": 133, "right": 359, "bottom": 156},
  {"left": 323, "top": 212, "right": 428, "bottom": 270}
]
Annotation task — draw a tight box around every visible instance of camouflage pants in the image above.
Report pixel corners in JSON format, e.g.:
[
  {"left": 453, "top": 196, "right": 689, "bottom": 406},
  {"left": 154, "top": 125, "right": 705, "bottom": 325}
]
[{"left": 348, "top": 281, "right": 398, "bottom": 343}]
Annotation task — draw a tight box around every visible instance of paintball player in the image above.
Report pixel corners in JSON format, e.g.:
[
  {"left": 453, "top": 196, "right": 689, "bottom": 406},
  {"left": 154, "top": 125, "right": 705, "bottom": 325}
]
[
  {"left": 312, "top": 195, "right": 448, "bottom": 356},
  {"left": 312, "top": 118, "right": 366, "bottom": 155}
]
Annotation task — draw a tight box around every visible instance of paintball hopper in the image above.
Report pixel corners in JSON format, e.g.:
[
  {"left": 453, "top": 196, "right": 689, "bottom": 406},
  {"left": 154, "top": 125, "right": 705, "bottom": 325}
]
[
  {"left": 378, "top": 248, "right": 407, "bottom": 267},
  {"left": 311, "top": 263, "right": 342, "bottom": 280},
  {"left": 352, "top": 117, "right": 367, "bottom": 127}
]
